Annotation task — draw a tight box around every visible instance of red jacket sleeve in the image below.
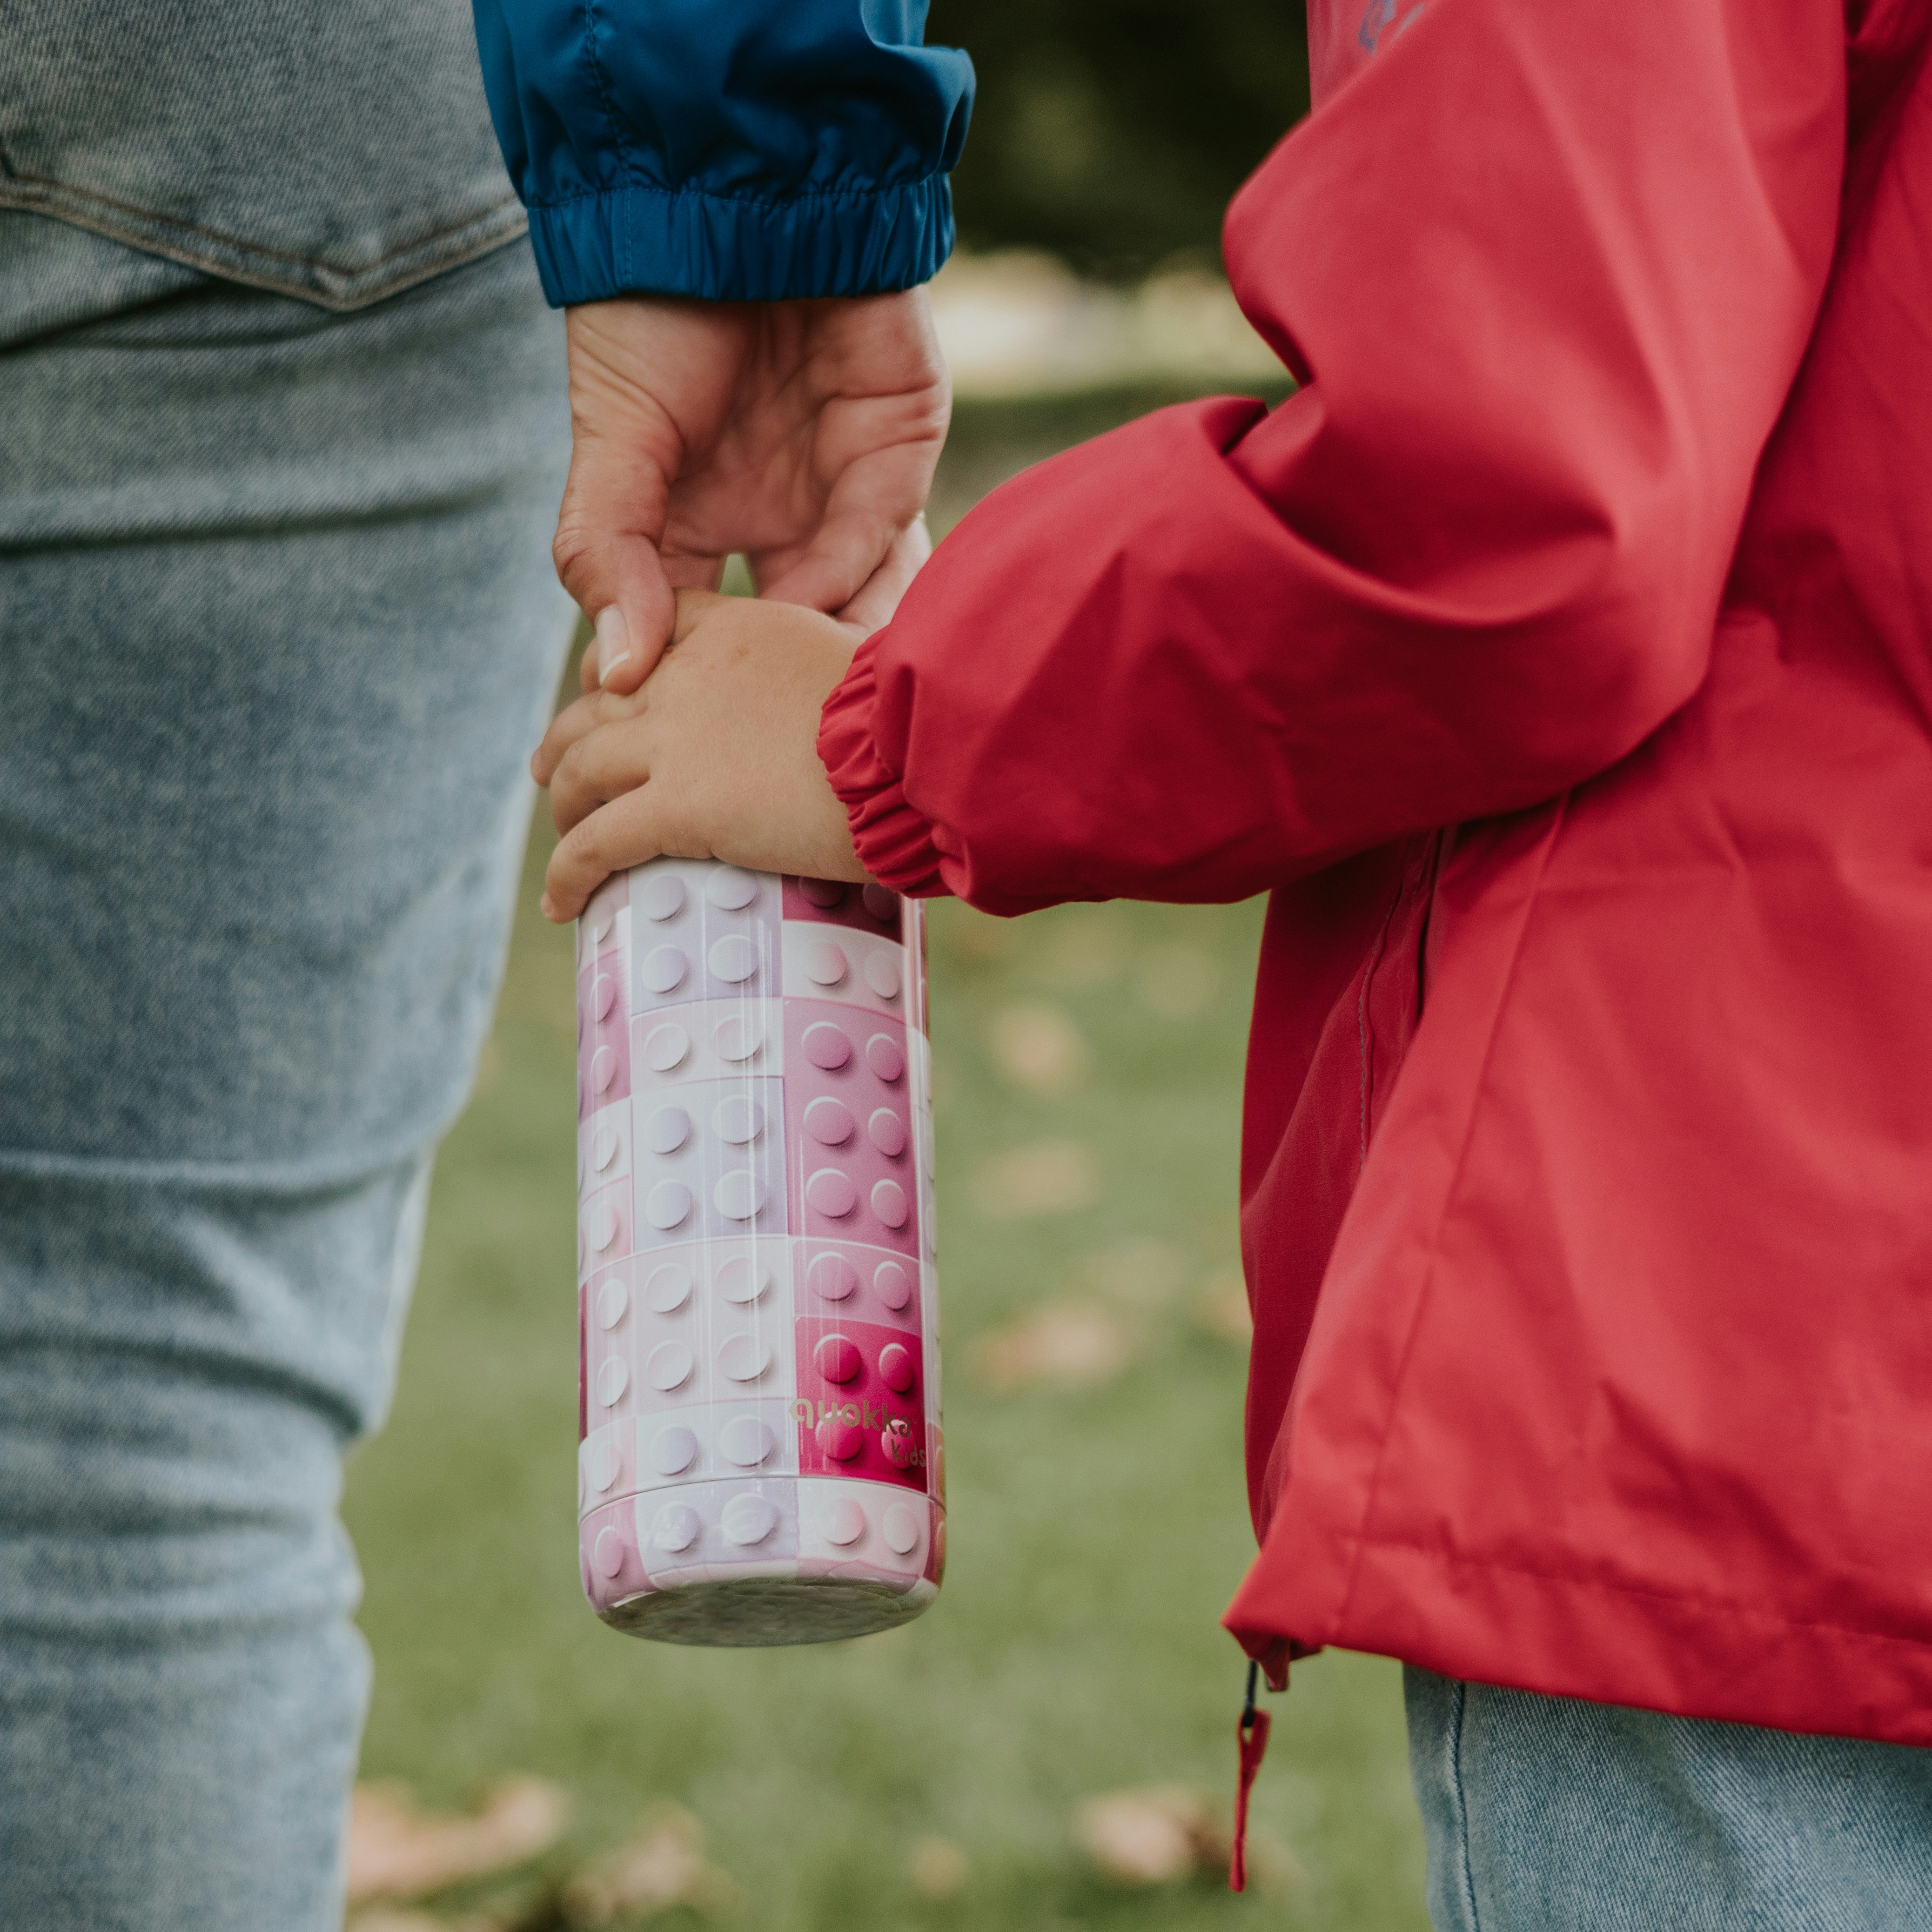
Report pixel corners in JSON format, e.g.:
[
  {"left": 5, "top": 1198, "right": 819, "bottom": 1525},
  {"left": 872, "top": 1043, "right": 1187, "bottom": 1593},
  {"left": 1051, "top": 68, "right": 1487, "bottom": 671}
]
[{"left": 819, "top": 0, "right": 1846, "bottom": 914}]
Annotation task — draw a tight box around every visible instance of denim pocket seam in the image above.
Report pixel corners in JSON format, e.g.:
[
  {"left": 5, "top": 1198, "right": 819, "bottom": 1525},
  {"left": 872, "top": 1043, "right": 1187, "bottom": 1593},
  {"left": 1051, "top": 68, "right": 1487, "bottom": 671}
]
[{"left": 0, "top": 158, "right": 527, "bottom": 310}]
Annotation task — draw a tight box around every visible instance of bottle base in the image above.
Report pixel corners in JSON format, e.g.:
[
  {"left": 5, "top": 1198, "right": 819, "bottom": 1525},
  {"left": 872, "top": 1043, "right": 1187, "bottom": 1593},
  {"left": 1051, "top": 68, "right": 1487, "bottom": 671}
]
[{"left": 601, "top": 1573, "right": 938, "bottom": 1647}]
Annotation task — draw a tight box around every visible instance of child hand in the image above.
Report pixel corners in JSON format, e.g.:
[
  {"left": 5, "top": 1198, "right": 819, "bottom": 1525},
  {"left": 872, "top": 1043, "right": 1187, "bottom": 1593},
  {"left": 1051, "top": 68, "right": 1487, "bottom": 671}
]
[{"left": 532, "top": 590, "right": 868, "bottom": 922}]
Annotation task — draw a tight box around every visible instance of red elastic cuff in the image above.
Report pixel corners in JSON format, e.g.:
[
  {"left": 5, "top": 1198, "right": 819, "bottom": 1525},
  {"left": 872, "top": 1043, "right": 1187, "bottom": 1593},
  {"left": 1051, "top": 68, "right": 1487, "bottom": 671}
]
[{"left": 817, "top": 633, "right": 950, "bottom": 896}]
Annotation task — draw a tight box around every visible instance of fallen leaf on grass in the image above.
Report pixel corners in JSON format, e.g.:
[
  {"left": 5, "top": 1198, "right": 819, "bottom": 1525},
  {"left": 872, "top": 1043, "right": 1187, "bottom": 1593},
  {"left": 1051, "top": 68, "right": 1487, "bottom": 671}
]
[
  {"left": 905, "top": 1834, "right": 972, "bottom": 1899},
  {"left": 972, "top": 1302, "right": 1138, "bottom": 1391},
  {"left": 972, "top": 1140, "right": 1100, "bottom": 1219},
  {"left": 348, "top": 1777, "right": 569, "bottom": 1905},
  {"left": 986, "top": 1001, "right": 1091, "bottom": 1096},
  {"left": 561, "top": 1804, "right": 738, "bottom": 1924},
  {"left": 1074, "top": 1784, "right": 1299, "bottom": 1893}
]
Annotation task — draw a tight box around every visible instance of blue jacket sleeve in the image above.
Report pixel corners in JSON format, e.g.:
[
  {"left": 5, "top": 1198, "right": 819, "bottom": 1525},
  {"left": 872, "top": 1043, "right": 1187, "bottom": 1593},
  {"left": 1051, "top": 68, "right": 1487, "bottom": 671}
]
[{"left": 471, "top": 0, "right": 973, "bottom": 306}]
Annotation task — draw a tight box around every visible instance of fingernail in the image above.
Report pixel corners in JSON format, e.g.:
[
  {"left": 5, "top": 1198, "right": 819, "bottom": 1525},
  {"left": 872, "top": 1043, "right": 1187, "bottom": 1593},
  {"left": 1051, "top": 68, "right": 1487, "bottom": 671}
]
[
  {"left": 595, "top": 607, "right": 632, "bottom": 688},
  {"left": 540, "top": 892, "right": 557, "bottom": 921}
]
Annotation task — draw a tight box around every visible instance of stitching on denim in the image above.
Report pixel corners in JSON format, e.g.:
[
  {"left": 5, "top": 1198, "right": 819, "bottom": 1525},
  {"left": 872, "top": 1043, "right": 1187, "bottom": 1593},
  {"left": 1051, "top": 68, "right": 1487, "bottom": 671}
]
[
  {"left": 0, "top": 168, "right": 524, "bottom": 274},
  {"left": 1448, "top": 1681, "right": 1484, "bottom": 1932}
]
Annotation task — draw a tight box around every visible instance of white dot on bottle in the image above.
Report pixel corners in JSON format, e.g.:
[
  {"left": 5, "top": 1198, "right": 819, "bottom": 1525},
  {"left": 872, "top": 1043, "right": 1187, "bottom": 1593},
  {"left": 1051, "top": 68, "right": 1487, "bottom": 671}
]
[
  {"left": 640, "top": 945, "right": 688, "bottom": 994},
  {"left": 713, "top": 1169, "right": 767, "bottom": 1221},
  {"left": 646, "top": 1341, "right": 694, "bottom": 1391},
  {"left": 708, "top": 934, "right": 757, "bottom": 983},
  {"left": 713, "top": 1015, "right": 764, "bottom": 1062},
  {"left": 809, "top": 1253, "right": 859, "bottom": 1301},
  {"left": 865, "top": 1033, "right": 905, "bottom": 1082},
  {"left": 651, "top": 1503, "right": 700, "bottom": 1552},
  {"left": 650, "top": 1424, "right": 698, "bottom": 1476},
  {"left": 590, "top": 1046, "right": 617, "bottom": 1094},
  {"left": 879, "top": 1342, "right": 916, "bottom": 1393},
  {"left": 587, "top": 1201, "right": 618, "bottom": 1251},
  {"left": 592, "top": 1124, "right": 621, "bottom": 1171},
  {"left": 596, "top": 1276, "right": 630, "bottom": 1328},
  {"left": 594, "top": 1525, "right": 626, "bottom": 1576},
  {"left": 644, "top": 1262, "right": 692, "bottom": 1313},
  {"left": 802, "top": 1022, "right": 853, "bottom": 1070},
  {"left": 718, "top": 1335, "right": 771, "bottom": 1382},
  {"left": 712, "top": 1095, "right": 763, "bottom": 1144},
  {"left": 806, "top": 1168, "right": 859, "bottom": 1218},
  {"left": 882, "top": 1503, "right": 921, "bottom": 1556},
  {"left": 706, "top": 867, "right": 759, "bottom": 911},
  {"left": 644, "top": 1105, "right": 689, "bottom": 1154},
  {"left": 636, "top": 873, "right": 686, "bottom": 922},
  {"left": 867, "top": 1107, "right": 907, "bottom": 1157},
  {"left": 721, "top": 1493, "right": 779, "bottom": 1545},
  {"left": 590, "top": 905, "right": 615, "bottom": 943},
  {"left": 719, "top": 1417, "right": 776, "bottom": 1467},
  {"left": 805, "top": 940, "right": 848, "bottom": 986},
  {"left": 590, "top": 1438, "right": 620, "bottom": 1491},
  {"left": 593, "top": 973, "right": 618, "bottom": 1020},
  {"left": 862, "top": 884, "right": 899, "bottom": 924},
  {"left": 644, "top": 1024, "right": 690, "bottom": 1072},
  {"left": 823, "top": 1497, "right": 867, "bottom": 1546},
  {"left": 873, "top": 1260, "right": 914, "bottom": 1310},
  {"left": 799, "top": 877, "right": 844, "bottom": 908},
  {"left": 714, "top": 1256, "right": 770, "bottom": 1304},
  {"left": 871, "top": 1179, "right": 909, "bottom": 1229},
  {"left": 863, "top": 952, "right": 901, "bottom": 1000},
  {"left": 804, "top": 1097, "right": 854, "bottom": 1145},
  {"left": 644, "top": 1180, "right": 691, "bottom": 1230},
  {"left": 596, "top": 1356, "right": 629, "bottom": 1407}
]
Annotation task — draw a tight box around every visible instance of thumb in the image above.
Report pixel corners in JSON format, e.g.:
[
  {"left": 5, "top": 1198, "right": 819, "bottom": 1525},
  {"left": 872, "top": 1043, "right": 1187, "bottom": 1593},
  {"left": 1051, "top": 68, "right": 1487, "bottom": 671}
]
[{"left": 551, "top": 419, "right": 678, "bottom": 697}]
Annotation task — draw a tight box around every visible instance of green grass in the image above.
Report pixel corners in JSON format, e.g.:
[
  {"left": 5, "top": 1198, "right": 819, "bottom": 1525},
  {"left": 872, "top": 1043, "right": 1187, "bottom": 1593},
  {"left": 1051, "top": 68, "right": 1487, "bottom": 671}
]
[{"left": 344, "top": 829, "right": 1427, "bottom": 1931}]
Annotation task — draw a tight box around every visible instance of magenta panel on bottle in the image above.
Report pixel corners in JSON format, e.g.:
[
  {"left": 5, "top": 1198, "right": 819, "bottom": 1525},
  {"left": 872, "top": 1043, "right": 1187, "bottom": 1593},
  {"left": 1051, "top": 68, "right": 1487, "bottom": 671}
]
[{"left": 574, "top": 861, "right": 943, "bottom": 1644}]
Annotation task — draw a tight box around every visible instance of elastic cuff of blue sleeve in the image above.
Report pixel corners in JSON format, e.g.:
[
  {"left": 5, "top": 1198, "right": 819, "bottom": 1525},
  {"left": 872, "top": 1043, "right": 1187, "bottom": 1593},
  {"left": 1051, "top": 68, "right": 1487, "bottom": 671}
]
[{"left": 525, "top": 174, "right": 955, "bottom": 306}]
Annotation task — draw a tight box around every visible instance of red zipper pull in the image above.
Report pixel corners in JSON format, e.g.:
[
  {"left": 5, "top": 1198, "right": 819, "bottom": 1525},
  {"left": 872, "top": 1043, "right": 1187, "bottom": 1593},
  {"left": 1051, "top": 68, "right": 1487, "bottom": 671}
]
[{"left": 1229, "top": 1659, "right": 1273, "bottom": 1892}]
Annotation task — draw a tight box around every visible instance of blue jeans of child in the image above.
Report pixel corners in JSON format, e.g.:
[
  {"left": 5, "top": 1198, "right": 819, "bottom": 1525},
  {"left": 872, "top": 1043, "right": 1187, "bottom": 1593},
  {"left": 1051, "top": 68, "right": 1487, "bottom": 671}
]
[
  {"left": 0, "top": 200, "right": 572, "bottom": 1930},
  {"left": 1408, "top": 1667, "right": 1932, "bottom": 1929}
]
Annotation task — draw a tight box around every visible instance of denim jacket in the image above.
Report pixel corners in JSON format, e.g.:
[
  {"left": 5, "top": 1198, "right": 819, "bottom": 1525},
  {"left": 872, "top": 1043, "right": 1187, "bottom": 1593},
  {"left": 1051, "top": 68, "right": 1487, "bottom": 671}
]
[{"left": 471, "top": 0, "right": 974, "bottom": 306}]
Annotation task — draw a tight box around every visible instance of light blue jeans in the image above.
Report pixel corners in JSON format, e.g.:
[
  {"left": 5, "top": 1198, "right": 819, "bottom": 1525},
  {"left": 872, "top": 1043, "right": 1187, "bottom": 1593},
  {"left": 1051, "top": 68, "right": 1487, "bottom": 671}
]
[
  {"left": 0, "top": 194, "right": 572, "bottom": 1930},
  {"left": 1408, "top": 1667, "right": 1932, "bottom": 1929}
]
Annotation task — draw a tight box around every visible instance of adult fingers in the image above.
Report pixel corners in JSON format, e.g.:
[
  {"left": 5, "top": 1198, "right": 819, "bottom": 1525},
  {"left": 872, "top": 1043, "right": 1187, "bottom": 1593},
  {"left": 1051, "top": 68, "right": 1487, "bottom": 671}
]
[
  {"left": 754, "top": 443, "right": 935, "bottom": 616},
  {"left": 832, "top": 516, "right": 932, "bottom": 637},
  {"left": 553, "top": 432, "right": 678, "bottom": 698},
  {"left": 542, "top": 786, "right": 684, "bottom": 923}
]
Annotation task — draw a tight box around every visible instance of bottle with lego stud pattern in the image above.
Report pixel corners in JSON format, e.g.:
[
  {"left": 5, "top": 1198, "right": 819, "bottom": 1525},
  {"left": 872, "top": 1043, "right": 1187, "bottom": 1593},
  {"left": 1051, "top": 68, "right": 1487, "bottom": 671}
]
[{"left": 575, "top": 859, "right": 943, "bottom": 1644}]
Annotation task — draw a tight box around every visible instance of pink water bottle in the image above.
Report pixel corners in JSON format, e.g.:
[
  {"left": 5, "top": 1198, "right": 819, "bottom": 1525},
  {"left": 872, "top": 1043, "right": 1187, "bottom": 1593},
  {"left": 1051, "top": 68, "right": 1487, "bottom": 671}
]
[{"left": 574, "top": 861, "right": 943, "bottom": 1644}]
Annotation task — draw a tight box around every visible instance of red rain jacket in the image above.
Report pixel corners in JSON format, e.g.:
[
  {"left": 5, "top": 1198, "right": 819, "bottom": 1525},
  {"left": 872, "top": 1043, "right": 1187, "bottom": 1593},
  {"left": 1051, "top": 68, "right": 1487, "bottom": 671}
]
[{"left": 820, "top": 0, "right": 1932, "bottom": 1744}]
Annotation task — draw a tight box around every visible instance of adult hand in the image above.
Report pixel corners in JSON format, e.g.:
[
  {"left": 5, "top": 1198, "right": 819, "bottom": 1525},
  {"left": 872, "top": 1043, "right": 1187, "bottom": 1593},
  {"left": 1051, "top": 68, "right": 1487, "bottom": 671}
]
[{"left": 552, "top": 289, "right": 949, "bottom": 694}]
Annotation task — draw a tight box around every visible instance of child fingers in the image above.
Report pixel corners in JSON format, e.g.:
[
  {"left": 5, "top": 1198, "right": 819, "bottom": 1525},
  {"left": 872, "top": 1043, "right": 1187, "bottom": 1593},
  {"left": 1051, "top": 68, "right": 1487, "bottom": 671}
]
[
  {"left": 548, "top": 725, "right": 654, "bottom": 837},
  {"left": 541, "top": 787, "right": 675, "bottom": 924},
  {"left": 532, "top": 689, "right": 643, "bottom": 786}
]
